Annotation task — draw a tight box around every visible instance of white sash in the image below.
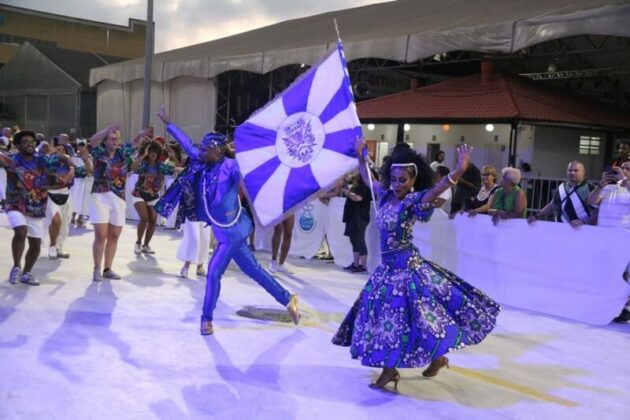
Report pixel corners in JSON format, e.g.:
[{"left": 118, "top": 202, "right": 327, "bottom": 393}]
[{"left": 558, "top": 183, "right": 588, "bottom": 222}]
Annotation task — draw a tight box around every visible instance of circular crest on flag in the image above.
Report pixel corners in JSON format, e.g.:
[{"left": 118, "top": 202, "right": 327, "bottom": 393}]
[{"left": 276, "top": 112, "right": 325, "bottom": 168}]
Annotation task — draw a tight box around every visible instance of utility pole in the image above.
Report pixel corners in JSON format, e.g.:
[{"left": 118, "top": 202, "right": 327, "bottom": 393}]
[{"left": 142, "top": 0, "right": 154, "bottom": 129}]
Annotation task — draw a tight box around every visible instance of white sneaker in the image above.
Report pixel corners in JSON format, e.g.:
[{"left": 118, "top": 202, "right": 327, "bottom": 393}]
[
  {"left": 134, "top": 243, "right": 142, "bottom": 255},
  {"left": 48, "top": 246, "right": 58, "bottom": 259},
  {"left": 141, "top": 245, "right": 155, "bottom": 255},
  {"left": 8, "top": 266, "right": 22, "bottom": 285},
  {"left": 196, "top": 267, "right": 207, "bottom": 277},
  {"left": 277, "top": 264, "right": 293, "bottom": 274},
  {"left": 93, "top": 268, "right": 103, "bottom": 282},
  {"left": 20, "top": 272, "right": 40, "bottom": 286},
  {"left": 269, "top": 260, "right": 278, "bottom": 273}
]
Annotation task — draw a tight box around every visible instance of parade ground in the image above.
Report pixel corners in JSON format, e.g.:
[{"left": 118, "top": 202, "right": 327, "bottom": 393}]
[{"left": 1, "top": 215, "right": 629, "bottom": 420}]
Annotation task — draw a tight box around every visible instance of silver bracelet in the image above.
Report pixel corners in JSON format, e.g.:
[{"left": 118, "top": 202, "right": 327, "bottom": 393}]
[{"left": 447, "top": 173, "right": 458, "bottom": 186}]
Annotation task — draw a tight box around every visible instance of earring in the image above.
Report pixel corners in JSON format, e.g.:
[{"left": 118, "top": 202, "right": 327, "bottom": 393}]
[
  {"left": 390, "top": 185, "right": 394, "bottom": 190},
  {"left": 411, "top": 186, "right": 415, "bottom": 192}
]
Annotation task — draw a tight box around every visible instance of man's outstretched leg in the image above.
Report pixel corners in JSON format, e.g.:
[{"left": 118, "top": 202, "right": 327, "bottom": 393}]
[{"left": 232, "top": 239, "right": 300, "bottom": 324}]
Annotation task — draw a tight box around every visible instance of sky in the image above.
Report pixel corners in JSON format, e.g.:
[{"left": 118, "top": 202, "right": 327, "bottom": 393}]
[{"left": 6, "top": 0, "right": 390, "bottom": 52}]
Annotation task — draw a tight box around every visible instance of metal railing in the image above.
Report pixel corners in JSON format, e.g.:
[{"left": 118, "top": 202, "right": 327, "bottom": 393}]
[{"left": 519, "top": 176, "right": 598, "bottom": 216}]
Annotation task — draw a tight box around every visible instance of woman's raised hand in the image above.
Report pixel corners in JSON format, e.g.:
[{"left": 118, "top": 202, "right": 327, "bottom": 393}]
[
  {"left": 456, "top": 144, "right": 473, "bottom": 173},
  {"left": 157, "top": 106, "right": 170, "bottom": 125},
  {"left": 354, "top": 136, "right": 367, "bottom": 162}
]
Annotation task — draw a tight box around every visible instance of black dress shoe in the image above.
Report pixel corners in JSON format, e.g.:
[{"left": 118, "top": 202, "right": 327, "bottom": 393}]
[
  {"left": 613, "top": 308, "right": 630, "bottom": 323},
  {"left": 351, "top": 265, "right": 367, "bottom": 273},
  {"left": 344, "top": 263, "right": 357, "bottom": 270}
]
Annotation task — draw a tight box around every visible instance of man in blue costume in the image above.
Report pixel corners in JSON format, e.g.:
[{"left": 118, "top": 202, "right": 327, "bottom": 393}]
[{"left": 156, "top": 107, "right": 300, "bottom": 335}]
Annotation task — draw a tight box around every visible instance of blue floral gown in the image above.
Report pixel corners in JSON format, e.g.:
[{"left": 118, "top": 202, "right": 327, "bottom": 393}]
[{"left": 332, "top": 189, "right": 500, "bottom": 368}]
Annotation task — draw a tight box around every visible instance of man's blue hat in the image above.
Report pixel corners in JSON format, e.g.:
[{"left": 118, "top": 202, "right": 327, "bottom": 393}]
[{"left": 200, "top": 132, "right": 227, "bottom": 150}]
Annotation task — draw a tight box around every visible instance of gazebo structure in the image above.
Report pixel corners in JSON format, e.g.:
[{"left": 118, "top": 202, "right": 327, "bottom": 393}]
[{"left": 357, "top": 61, "right": 630, "bottom": 171}]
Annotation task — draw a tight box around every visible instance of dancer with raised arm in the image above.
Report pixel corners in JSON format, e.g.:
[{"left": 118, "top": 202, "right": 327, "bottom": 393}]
[
  {"left": 129, "top": 140, "right": 176, "bottom": 255},
  {"left": 0, "top": 130, "right": 75, "bottom": 285},
  {"left": 88, "top": 124, "right": 145, "bottom": 281},
  {"left": 155, "top": 106, "right": 299, "bottom": 336},
  {"left": 333, "top": 140, "right": 500, "bottom": 391}
]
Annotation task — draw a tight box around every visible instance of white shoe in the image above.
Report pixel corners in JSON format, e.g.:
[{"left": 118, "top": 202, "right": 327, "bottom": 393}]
[
  {"left": 141, "top": 245, "right": 155, "bottom": 255},
  {"left": 48, "top": 246, "right": 58, "bottom": 259},
  {"left": 196, "top": 267, "right": 207, "bottom": 277},
  {"left": 269, "top": 260, "right": 278, "bottom": 273},
  {"left": 93, "top": 268, "right": 103, "bottom": 282},
  {"left": 134, "top": 243, "right": 142, "bottom": 255},
  {"left": 277, "top": 264, "right": 293, "bottom": 274},
  {"left": 8, "top": 266, "right": 22, "bottom": 285}
]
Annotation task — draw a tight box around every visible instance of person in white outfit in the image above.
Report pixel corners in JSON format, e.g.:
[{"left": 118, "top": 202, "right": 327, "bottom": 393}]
[
  {"left": 46, "top": 142, "right": 76, "bottom": 259},
  {"left": 69, "top": 139, "right": 93, "bottom": 228},
  {"left": 177, "top": 220, "right": 211, "bottom": 278}
]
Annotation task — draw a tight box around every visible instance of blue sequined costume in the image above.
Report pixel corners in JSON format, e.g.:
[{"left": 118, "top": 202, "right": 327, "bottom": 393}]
[
  {"left": 155, "top": 124, "right": 291, "bottom": 322},
  {"left": 332, "top": 189, "right": 500, "bottom": 368}
]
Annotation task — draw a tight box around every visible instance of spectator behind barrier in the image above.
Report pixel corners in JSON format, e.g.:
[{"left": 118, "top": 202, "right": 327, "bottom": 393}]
[
  {"left": 528, "top": 161, "right": 596, "bottom": 229},
  {"left": 588, "top": 161, "right": 630, "bottom": 229},
  {"left": 433, "top": 166, "right": 452, "bottom": 214},
  {"left": 468, "top": 167, "right": 527, "bottom": 225},
  {"left": 610, "top": 139, "right": 630, "bottom": 167},
  {"left": 450, "top": 162, "right": 481, "bottom": 214}
]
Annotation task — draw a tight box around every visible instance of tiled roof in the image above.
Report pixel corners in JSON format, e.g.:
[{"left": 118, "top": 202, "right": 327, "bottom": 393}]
[{"left": 357, "top": 72, "right": 630, "bottom": 129}]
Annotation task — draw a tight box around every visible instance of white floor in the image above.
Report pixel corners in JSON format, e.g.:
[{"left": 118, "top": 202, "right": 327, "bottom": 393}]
[{"left": 1, "top": 215, "right": 629, "bottom": 420}]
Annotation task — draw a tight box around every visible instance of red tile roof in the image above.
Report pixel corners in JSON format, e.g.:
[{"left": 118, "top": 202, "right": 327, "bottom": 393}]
[{"left": 357, "top": 72, "right": 630, "bottom": 129}]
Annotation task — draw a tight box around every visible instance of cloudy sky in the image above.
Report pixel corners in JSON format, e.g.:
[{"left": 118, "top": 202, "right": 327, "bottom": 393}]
[{"left": 7, "top": 0, "right": 390, "bottom": 52}]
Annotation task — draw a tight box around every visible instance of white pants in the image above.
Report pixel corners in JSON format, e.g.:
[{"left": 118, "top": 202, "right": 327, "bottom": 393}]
[
  {"left": 70, "top": 178, "right": 88, "bottom": 214},
  {"left": 176, "top": 220, "right": 211, "bottom": 265},
  {"left": 46, "top": 188, "right": 73, "bottom": 250}
]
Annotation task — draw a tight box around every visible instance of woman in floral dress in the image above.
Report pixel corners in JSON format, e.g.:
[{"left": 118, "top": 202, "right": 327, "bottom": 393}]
[{"left": 332, "top": 141, "right": 500, "bottom": 390}]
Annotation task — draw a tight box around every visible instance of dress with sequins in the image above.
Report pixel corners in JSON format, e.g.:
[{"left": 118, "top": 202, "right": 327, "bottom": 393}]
[{"left": 332, "top": 189, "right": 500, "bottom": 368}]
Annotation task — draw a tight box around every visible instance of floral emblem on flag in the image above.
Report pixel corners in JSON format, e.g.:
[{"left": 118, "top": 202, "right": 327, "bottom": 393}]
[
  {"left": 282, "top": 117, "right": 316, "bottom": 163},
  {"left": 235, "top": 41, "right": 362, "bottom": 227}
]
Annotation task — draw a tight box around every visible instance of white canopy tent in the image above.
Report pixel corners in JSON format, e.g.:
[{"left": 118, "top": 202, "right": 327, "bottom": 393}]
[{"left": 90, "top": 0, "right": 630, "bottom": 140}]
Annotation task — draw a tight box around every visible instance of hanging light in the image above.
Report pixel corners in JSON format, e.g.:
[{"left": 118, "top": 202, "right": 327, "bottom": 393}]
[
  {"left": 403, "top": 124, "right": 411, "bottom": 132},
  {"left": 485, "top": 124, "right": 495, "bottom": 132},
  {"left": 367, "top": 123, "right": 375, "bottom": 131},
  {"left": 442, "top": 124, "right": 450, "bottom": 132}
]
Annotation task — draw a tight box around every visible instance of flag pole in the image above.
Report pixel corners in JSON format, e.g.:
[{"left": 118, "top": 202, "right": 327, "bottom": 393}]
[{"left": 335, "top": 17, "right": 378, "bottom": 216}]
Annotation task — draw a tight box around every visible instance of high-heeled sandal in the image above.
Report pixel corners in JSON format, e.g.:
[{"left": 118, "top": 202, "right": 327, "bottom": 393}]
[
  {"left": 286, "top": 294, "right": 301, "bottom": 325},
  {"left": 369, "top": 369, "right": 400, "bottom": 390},
  {"left": 422, "top": 356, "right": 449, "bottom": 378}
]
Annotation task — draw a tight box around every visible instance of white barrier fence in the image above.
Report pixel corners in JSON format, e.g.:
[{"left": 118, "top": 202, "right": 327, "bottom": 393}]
[
  {"left": 126, "top": 183, "right": 629, "bottom": 325},
  {"left": 254, "top": 197, "right": 630, "bottom": 325}
]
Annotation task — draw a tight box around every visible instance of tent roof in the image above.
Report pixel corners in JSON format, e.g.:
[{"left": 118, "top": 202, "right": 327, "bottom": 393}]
[
  {"left": 356, "top": 71, "right": 630, "bottom": 129},
  {"left": 35, "top": 44, "right": 125, "bottom": 88},
  {"left": 90, "top": 0, "right": 630, "bottom": 86}
]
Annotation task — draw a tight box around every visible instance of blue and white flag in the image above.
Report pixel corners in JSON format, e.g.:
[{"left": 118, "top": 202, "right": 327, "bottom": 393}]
[{"left": 235, "top": 41, "right": 362, "bottom": 227}]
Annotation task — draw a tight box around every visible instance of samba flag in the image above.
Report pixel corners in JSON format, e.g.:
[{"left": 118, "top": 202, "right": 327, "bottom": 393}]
[{"left": 235, "top": 40, "right": 362, "bottom": 227}]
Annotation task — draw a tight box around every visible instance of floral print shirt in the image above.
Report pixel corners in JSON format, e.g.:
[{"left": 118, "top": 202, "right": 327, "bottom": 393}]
[
  {"left": 0, "top": 152, "right": 63, "bottom": 218},
  {"left": 132, "top": 160, "right": 175, "bottom": 201},
  {"left": 90, "top": 143, "right": 135, "bottom": 200}
]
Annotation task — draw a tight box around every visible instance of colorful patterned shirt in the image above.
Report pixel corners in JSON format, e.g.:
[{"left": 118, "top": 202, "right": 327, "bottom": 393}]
[
  {"left": 90, "top": 143, "right": 136, "bottom": 200},
  {"left": 0, "top": 152, "right": 63, "bottom": 218},
  {"left": 132, "top": 160, "right": 175, "bottom": 201}
]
